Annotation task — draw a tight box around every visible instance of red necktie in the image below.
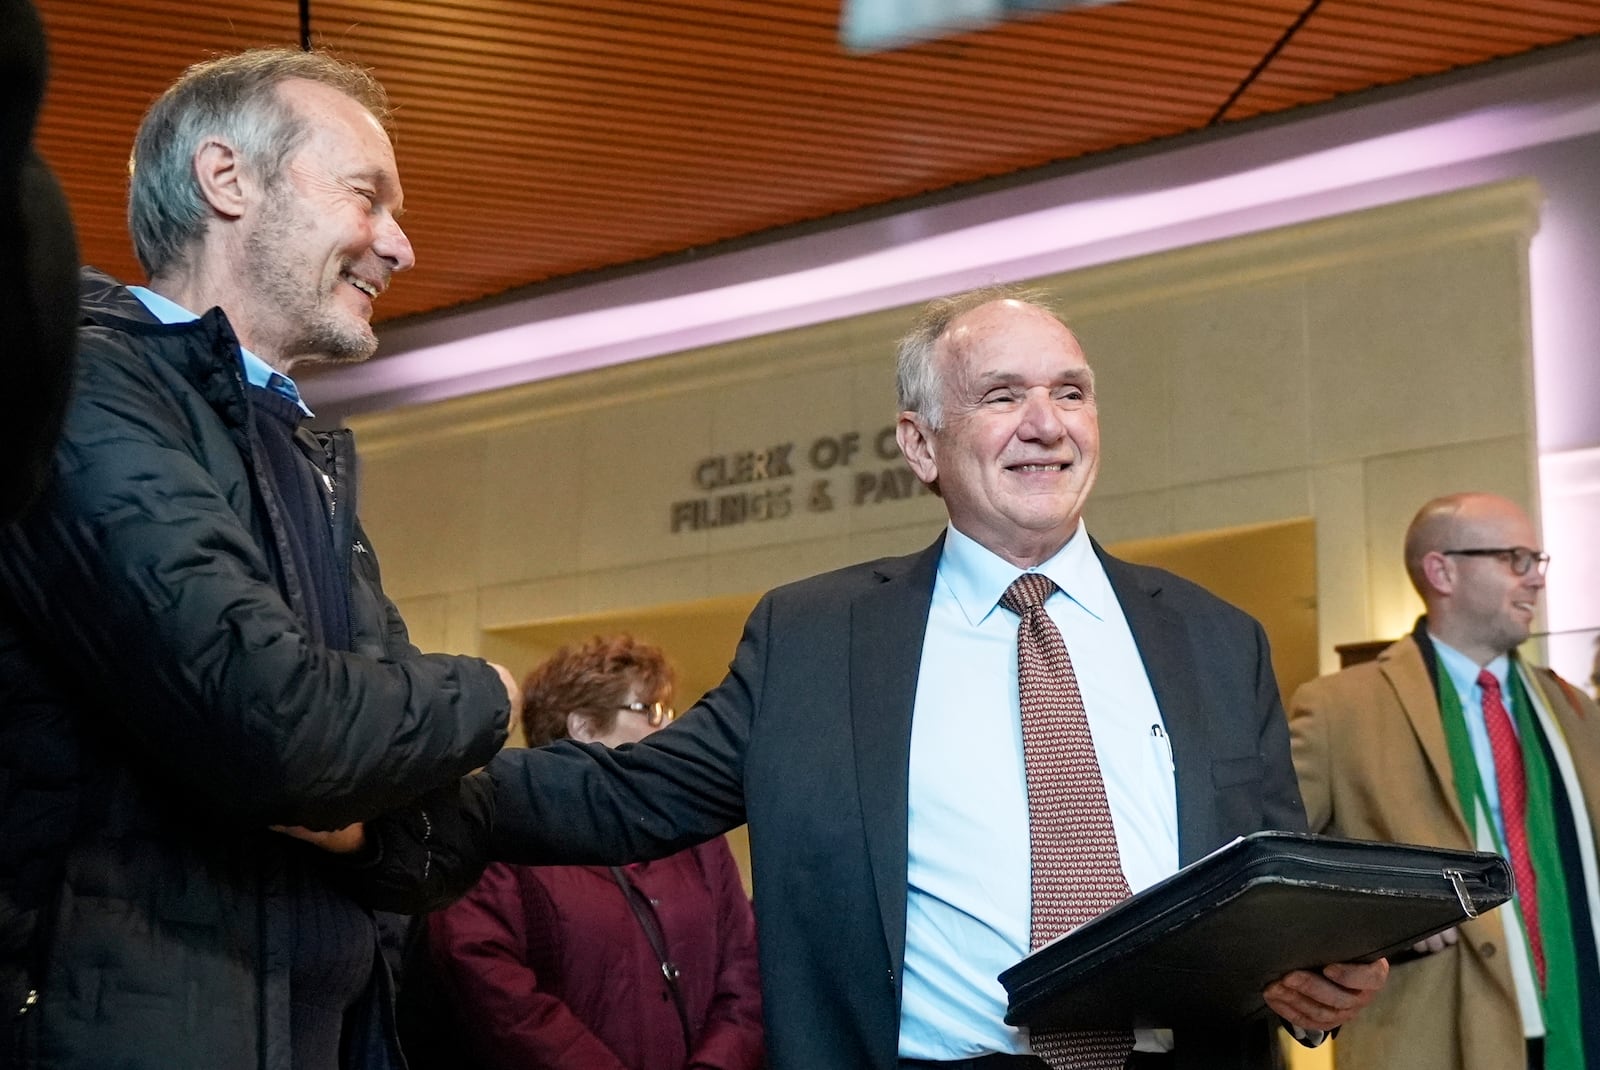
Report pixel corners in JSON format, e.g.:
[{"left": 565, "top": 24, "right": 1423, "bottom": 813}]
[
  {"left": 1479, "top": 669, "right": 1545, "bottom": 986},
  {"left": 1002, "top": 573, "right": 1134, "bottom": 1070}
]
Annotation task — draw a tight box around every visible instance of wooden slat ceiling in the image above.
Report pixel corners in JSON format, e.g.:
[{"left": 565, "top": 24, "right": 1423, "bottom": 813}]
[{"left": 32, "top": 0, "right": 1600, "bottom": 325}]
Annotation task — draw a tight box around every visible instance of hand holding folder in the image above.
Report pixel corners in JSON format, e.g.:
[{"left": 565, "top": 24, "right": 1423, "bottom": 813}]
[{"left": 1000, "top": 831, "right": 1512, "bottom": 1032}]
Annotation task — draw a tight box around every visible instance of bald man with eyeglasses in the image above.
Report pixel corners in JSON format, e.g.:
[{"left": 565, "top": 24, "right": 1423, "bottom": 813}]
[{"left": 1289, "top": 492, "right": 1600, "bottom": 1070}]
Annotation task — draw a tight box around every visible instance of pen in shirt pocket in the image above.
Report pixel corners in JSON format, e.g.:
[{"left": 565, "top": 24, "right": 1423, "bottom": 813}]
[{"left": 1149, "top": 723, "right": 1175, "bottom": 771}]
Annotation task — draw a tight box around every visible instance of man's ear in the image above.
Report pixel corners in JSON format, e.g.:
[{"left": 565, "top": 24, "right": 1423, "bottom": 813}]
[
  {"left": 896, "top": 411, "right": 938, "bottom": 488},
  {"left": 565, "top": 711, "right": 595, "bottom": 743},
  {"left": 1420, "top": 551, "right": 1454, "bottom": 597},
  {"left": 192, "top": 137, "right": 252, "bottom": 221}
]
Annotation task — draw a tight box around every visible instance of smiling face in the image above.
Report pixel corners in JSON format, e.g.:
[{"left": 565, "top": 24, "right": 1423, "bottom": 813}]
[
  {"left": 897, "top": 299, "right": 1099, "bottom": 568},
  {"left": 236, "top": 78, "right": 414, "bottom": 367},
  {"left": 1420, "top": 494, "right": 1545, "bottom": 665}
]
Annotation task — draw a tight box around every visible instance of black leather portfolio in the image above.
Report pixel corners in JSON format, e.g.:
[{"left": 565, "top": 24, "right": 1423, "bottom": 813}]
[{"left": 1000, "top": 831, "right": 1512, "bottom": 1031}]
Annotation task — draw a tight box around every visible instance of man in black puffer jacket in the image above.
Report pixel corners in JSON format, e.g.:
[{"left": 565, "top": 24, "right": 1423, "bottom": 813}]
[{"left": 0, "top": 48, "right": 518, "bottom": 1070}]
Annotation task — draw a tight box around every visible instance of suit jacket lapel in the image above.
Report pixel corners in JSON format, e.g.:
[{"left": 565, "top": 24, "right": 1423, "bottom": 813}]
[
  {"left": 851, "top": 535, "right": 942, "bottom": 980},
  {"left": 1382, "top": 636, "right": 1474, "bottom": 841},
  {"left": 1097, "top": 545, "right": 1218, "bottom": 865}
]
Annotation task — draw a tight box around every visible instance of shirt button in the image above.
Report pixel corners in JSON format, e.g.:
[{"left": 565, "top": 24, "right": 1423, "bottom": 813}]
[{"left": 1480, "top": 942, "right": 1497, "bottom": 958}]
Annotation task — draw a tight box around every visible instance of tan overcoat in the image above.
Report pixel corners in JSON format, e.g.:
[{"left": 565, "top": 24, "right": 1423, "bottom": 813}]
[{"left": 1289, "top": 636, "right": 1600, "bottom": 1070}]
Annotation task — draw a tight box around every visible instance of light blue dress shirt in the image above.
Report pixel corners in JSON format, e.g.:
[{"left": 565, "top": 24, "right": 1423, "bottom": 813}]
[
  {"left": 128, "top": 286, "right": 313, "bottom": 416},
  {"left": 898, "top": 521, "right": 1178, "bottom": 1059},
  {"left": 1431, "top": 637, "right": 1513, "bottom": 838},
  {"left": 1430, "top": 638, "right": 1545, "bottom": 1034}
]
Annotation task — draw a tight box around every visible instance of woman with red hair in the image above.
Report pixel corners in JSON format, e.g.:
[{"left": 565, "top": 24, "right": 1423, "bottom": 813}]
[{"left": 418, "top": 635, "right": 764, "bottom": 1070}]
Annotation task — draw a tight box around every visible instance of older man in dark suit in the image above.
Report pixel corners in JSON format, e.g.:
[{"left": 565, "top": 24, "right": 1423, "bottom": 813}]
[{"left": 396, "top": 287, "right": 1389, "bottom": 1070}]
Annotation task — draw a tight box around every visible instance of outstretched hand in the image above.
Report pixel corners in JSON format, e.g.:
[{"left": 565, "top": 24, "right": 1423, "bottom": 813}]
[
  {"left": 271, "top": 823, "right": 367, "bottom": 854},
  {"left": 1264, "top": 958, "right": 1389, "bottom": 1033},
  {"left": 489, "top": 661, "right": 523, "bottom": 736}
]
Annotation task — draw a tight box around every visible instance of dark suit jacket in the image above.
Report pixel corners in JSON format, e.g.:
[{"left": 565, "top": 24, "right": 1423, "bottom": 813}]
[{"left": 489, "top": 535, "right": 1306, "bottom": 1070}]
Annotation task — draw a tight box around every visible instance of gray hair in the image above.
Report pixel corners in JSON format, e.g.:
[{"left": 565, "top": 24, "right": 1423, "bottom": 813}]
[
  {"left": 128, "top": 48, "right": 391, "bottom": 277},
  {"left": 894, "top": 283, "right": 1062, "bottom": 429}
]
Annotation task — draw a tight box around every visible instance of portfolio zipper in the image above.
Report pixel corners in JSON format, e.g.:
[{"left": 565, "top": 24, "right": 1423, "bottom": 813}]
[{"left": 1245, "top": 854, "right": 1491, "bottom": 915}]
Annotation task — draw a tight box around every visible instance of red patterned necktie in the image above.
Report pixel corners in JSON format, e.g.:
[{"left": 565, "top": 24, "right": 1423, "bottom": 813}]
[
  {"left": 1001, "top": 573, "right": 1134, "bottom": 1070},
  {"left": 1478, "top": 669, "right": 1545, "bottom": 986}
]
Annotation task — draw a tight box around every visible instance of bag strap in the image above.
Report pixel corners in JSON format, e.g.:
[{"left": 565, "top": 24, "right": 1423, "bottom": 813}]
[{"left": 609, "top": 866, "right": 695, "bottom": 1056}]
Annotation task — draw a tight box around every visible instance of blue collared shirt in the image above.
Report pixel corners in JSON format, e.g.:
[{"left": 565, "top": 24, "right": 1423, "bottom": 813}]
[
  {"left": 128, "top": 286, "right": 313, "bottom": 416},
  {"left": 898, "top": 520, "right": 1178, "bottom": 1059}
]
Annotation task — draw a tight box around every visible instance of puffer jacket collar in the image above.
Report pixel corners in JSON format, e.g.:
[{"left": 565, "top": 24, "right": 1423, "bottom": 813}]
[{"left": 78, "top": 267, "right": 254, "bottom": 441}]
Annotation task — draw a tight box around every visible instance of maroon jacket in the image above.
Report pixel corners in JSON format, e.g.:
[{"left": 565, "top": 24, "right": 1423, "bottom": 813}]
[{"left": 426, "top": 838, "right": 763, "bottom": 1070}]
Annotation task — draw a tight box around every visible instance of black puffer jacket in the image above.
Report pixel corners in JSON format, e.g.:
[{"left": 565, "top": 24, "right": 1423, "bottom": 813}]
[{"left": 0, "top": 269, "right": 509, "bottom": 1069}]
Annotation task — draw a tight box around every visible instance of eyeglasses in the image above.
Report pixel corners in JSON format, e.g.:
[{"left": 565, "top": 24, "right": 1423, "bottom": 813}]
[
  {"left": 617, "top": 701, "right": 676, "bottom": 727},
  {"left": 1442, "top": 546, "right": 1550, "bottom": 577}
]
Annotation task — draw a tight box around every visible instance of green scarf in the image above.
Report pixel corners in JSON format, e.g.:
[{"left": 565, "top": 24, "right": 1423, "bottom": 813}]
[{"left": 1436, "top": 659, "right": 1586, "bottom": 1069}]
